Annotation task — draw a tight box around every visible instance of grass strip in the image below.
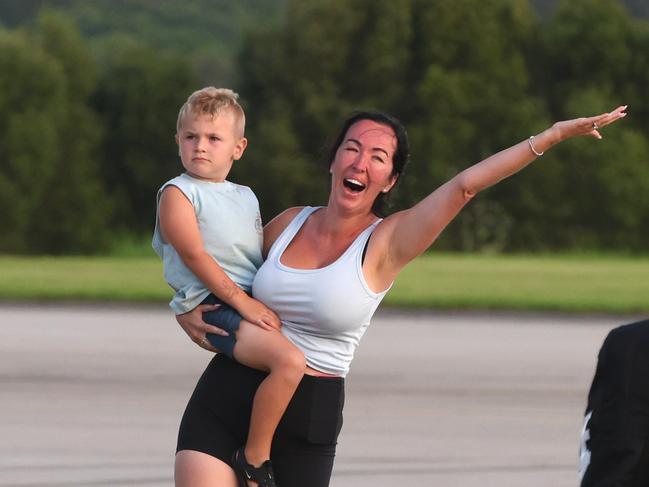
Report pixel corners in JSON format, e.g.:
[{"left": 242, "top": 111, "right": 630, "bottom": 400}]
[
  {"left": 0, "top": 256, "right": 169, "bottom": 302},
  {"left": 1, "top": 253, "right": 648, "bottom": 313},
  {"left": 385, "top": 253, "right": 649, "bottom": 313}
]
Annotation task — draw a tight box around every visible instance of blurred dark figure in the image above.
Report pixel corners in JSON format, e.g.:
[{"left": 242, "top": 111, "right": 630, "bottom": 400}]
[{"left": 579, "top": 319, "right": 649, "bottom": 487}]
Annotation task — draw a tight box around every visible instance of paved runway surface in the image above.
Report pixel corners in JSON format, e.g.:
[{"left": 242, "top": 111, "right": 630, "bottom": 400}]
[{"left": 1, "top": 304, "right": 643, "bottom": 486}]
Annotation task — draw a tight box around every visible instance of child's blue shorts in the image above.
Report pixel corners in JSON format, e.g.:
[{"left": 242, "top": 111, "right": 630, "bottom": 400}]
[{"left": 200, "top": 294, "right": 243, "bottom": 359}]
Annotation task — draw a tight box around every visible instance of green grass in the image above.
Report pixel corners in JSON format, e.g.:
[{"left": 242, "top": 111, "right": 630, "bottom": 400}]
[
  {"left": 1, "top": 253, "right": 648, "bottom": 313},
  {"left": 385, "top": 253, "right": 649, "bottom": 313},
  {"left": 0, "top": 256, "right": 169, "bottom": 302}
]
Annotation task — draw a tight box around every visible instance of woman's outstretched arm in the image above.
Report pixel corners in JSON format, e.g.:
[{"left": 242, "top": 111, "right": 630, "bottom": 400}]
[{"left": 373, "top": 105, "right": 627, "bottom": 279}]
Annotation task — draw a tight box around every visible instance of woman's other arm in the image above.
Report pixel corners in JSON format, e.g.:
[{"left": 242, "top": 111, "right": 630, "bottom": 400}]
[{"left": 371, "top": 106, "right": 628, "bottom": 283}]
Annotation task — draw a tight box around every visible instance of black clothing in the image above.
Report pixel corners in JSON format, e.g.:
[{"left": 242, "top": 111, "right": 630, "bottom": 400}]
[
  {"left": 177, "top": 354, "right": 345, "bottom": 487},
  {"left": 580, "top": 319, "right": 649, "bottom": 487}
]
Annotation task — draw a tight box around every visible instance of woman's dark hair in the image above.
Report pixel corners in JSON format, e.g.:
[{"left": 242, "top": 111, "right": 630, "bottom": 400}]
[{"left": 326, "top": 111, "right": 410, "bottom": 217}]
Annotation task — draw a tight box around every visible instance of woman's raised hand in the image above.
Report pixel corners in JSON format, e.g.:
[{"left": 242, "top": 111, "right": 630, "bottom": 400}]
[
  {"left": 175, "top": 303, "right": 227, "bottom": 352},
  {"left": 552, "top": 105, "right": 627, "bottom": 142}
]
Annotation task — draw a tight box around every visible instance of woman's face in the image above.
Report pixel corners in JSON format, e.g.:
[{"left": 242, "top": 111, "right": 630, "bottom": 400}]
[{"left": 329, "top": 119, "right": 398, "bottom": 215}]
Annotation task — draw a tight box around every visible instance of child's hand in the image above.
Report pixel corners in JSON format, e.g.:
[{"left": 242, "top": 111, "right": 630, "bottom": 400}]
[{"left": 238, "top": 296, "right": 282, "bottom": 331}]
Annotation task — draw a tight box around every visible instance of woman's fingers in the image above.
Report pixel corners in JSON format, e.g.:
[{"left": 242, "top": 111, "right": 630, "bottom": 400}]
[
  {"left": 597, "top": 105, "right": 627, "bottom": 126},
  {"left": 196, "top": 335, "right": 220, "bottom": 352},
  {"left": 196, "top": 303, "right": 221, "bottom": 312},
  {"left": 587, "top": 105, "right": 627, "bottom": 138},
  {"left": 206, "top": 324, "right": 229, "bottom": 337},
  {"left": 176, "top": 306, "right": 224, "bottom": 353}
]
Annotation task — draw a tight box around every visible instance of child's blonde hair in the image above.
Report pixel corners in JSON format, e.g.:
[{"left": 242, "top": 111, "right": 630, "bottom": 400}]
[{"left": 176, "top": 87, "right": 246, "bottom": 137}]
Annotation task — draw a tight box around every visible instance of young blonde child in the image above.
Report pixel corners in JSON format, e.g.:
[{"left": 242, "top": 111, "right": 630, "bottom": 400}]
[{"left": 153, "top": 87, "right": 305, "bottom": 487}]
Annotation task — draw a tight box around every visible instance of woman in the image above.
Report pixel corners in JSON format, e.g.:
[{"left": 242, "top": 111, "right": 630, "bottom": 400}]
[{"left": 174, "top": 106, "right": 627, "bottom": 487}]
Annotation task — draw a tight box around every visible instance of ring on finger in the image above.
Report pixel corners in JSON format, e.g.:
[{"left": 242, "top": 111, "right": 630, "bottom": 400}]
[
  {"left": 200, "top": 337, "right": 210, "bottom": 347},
  {"left": 592, "top": 122, "right": 599, "bottom": 130}
]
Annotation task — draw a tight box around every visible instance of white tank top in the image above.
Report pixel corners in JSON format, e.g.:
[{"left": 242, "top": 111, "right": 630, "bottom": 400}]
[{"left": 252, "top": 207, "right": 391, "bottom": 376}]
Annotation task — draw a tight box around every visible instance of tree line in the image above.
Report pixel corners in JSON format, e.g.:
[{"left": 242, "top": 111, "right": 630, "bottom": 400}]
[{"left": 1, "top": 0, "right": 648, "bottom": 254}]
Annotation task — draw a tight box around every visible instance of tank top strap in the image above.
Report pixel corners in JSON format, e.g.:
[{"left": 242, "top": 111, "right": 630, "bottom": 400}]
[
  {"left": 357, "top": 218, "right": 383, "bottom": 263},
  {"left": 266, "top": 206, "right": 320, "bottom": 263}
]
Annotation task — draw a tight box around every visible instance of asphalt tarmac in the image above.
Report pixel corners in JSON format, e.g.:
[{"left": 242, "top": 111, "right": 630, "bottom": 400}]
[{"left": 1, "top": 304, "right": 642, "bottom": 486}]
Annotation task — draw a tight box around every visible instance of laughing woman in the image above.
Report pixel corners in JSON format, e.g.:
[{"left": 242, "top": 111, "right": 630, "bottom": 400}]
[{"left": 174, "top": 106, "right": 627, "bottom": 487}]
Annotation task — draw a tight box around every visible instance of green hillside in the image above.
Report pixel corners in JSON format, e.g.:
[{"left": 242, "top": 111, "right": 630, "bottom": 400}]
[
  {"left": 0, "top": 0, "right": 286, "bottom": 84},
  {"left": 2, "top": 0, "right": 646, "bottom": 83}
]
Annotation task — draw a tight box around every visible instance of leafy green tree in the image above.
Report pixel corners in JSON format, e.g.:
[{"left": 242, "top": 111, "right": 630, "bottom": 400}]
[
  {"left": 0, "top": 0, "right": 286, "bottom": 85},
  {"left": 27, "top": 12, "right": 113, "bottom": 253},
  {"left": 239, "top": 0, "right": 545, "bottom": 252},
  {"left": 4, "top": 0, "right": 644, "bottom": 252},
  {"left": 402, "top": 0, "right": 544, "bottom": 251},
  {"left": 0, "top": 0, "right": 53, "bottom": 27},
  {"left": 238, "top": 0, "right": 648, "bottom": 251},
  {"left": 0, "top": 29, "right": 62, "bottom": 251},
  {"left": 522, "top": 0, "right": 649, "bottom": 251},
  {"left": 91, "top": 37, "right": 198, "bottom": 234},
  {"left": 0, "top": 12, "right": 112, "bottom": 253},
  {"left": 238, "top": 0, "right": 420, "bottom": 221}
]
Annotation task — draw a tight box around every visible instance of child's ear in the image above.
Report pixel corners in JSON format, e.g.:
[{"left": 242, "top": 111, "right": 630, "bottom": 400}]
[{"left": 233, "top": 137, "right": 248, "bottom": 160}]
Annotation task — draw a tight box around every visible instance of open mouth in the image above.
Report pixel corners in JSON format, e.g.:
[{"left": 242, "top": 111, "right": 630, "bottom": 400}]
[{"left": 343, "top": 178, "right": 366, "bottom": 193}]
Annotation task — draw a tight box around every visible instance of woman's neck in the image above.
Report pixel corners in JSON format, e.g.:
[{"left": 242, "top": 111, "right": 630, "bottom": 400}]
[{"left": 317, "top": 205, "right": 378, "bottom": 239}]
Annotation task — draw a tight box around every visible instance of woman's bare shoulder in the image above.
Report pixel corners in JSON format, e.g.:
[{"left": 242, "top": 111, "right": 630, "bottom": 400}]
[{"left": 262, "top": 207, "right": 304, "bottom": 253}]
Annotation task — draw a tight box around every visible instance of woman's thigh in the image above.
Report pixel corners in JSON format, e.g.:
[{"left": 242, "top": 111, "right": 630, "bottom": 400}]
[
  {"left": 176, "top": 355, "right": 254, "bottom": 460},
  {"left": 271, "top": 375, "right": 345, "bottom": 487},
  {"left": 175, "top": 450, "right": 237, "bottom": 487},
  {"left": 177, "top": 355, "right": 345, "bottom": 486}
]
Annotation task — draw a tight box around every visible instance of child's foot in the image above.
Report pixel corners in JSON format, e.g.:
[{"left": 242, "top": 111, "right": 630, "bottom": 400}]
[{"left": 231, "top": 447, "right": 277, "bottom": 487}]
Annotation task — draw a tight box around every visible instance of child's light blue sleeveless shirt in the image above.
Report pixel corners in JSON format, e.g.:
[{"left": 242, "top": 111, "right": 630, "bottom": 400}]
[{"left": 152, "top": 173, "right": 263, "bottom": 314}]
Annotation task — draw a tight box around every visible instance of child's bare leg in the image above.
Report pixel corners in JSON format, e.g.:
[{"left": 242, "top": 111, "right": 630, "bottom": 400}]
[{"left": 233, "top": 319, "right": 305, "bottom": 467}]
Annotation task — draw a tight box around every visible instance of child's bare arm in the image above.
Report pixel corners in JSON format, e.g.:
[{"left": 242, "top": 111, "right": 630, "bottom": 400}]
[{"left": 159, "top": 185, "right": 280, "bottom": 330}]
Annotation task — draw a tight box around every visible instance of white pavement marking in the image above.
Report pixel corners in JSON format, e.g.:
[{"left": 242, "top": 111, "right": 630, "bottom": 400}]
[{"left": 0, "top": 304, "right": 641, "bottom": 486}]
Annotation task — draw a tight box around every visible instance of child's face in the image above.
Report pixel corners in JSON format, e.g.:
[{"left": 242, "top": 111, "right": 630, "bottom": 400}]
[{"left": 176, "top": 111, "right": 247, "bottom": 182}]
